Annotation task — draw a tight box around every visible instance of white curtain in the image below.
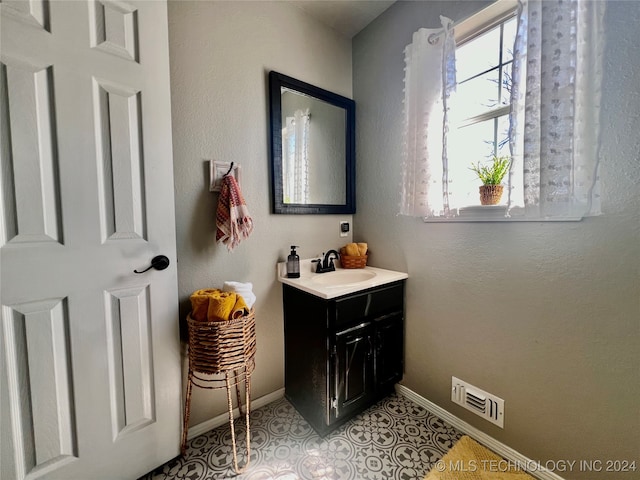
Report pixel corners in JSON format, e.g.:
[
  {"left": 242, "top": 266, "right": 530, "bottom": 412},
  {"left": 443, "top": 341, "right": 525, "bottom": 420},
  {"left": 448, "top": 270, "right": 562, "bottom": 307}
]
[
  {"left": 400, "top": 17, "right": 456, "bottom": 217},
  {"left": 282, "top": 109, "right": 310, "bottom": 204},
  {"left": 508, "top": 0, "right": 605, "bottom": 218}
]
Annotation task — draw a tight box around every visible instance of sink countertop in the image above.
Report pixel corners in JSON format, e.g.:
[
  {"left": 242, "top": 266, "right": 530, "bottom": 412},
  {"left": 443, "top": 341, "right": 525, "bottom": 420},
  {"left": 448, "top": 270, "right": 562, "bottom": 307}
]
[{"left": 276, "top": 259, "right": 408, "bottom": 299}]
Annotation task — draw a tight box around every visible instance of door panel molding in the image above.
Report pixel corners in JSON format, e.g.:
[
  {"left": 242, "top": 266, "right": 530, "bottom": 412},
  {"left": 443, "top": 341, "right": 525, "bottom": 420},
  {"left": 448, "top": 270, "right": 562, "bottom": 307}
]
[
  {"left": 93, "top": 78, "right": 147, "bottom": 242},
  {"left": 1, "top": 299, "right": 77, "bottom": 479},
  {"left": 0, "top": 59, "right": 62, "bottom": 246},
  {"left": 89, "top": 0, "right": 140, "bottom": 63},
  {"left": 0, "top": 0, "right": 50, "bottom": 32},
  {"left": 104, "top": 285, "right": 155, "bottom": 440}
]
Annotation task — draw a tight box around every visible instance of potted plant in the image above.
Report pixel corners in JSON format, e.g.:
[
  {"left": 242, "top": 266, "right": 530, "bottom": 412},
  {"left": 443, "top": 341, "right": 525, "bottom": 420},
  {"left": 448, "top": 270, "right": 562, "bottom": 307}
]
[{"left": 469, "top": 156, "right": 511, "bottom": 205}]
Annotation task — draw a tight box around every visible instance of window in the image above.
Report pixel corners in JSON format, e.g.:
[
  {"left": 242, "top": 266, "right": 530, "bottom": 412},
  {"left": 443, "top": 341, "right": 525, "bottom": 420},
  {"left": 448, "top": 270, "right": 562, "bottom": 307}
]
[
  {"left": 400, "top": 0, "right": 603, "bottom": 221},
  {"left": 449, "top": 6, "right": 518, "bottom": 209}
]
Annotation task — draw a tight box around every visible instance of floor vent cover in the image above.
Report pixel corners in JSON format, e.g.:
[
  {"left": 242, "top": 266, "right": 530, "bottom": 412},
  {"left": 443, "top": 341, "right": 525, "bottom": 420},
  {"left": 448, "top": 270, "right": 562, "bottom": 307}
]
[{"left": 451, "top": 376, "right": 504, "bottom": 428}]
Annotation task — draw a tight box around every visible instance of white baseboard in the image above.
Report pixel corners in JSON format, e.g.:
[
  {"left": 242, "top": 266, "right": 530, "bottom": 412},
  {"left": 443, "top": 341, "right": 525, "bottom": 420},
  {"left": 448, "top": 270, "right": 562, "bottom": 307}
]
[
  {"left": 395, "top": 384, "right": 565, "bottom": 480},
  {"left": 187, "top": 388, "right": 285, "bottom": 440}
]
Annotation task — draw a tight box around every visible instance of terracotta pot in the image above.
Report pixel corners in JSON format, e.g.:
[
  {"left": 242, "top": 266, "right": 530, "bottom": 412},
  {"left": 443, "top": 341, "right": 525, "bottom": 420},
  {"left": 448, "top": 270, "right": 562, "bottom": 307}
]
[{"left": 479, "top": 185, "right": 504, "bottom": 205}]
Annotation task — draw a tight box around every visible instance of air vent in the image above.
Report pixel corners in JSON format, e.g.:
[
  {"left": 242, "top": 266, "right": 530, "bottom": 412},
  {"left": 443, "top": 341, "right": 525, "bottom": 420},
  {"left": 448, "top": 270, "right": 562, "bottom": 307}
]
[{"left": 451, "top": 376, "right": 504, "bottom": 428}]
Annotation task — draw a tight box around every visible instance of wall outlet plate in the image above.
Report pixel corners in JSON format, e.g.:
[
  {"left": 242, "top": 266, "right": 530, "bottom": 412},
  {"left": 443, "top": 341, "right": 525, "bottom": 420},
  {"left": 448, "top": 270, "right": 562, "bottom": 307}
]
[{"left": 340, "top": 221, "right": 349, "bottom": 237}]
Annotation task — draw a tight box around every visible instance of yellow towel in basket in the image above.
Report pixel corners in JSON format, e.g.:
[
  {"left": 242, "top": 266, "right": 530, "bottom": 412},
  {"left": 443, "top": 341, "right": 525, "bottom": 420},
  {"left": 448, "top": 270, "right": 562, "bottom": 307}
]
[
  {"left": 343, "top": 242, "right": 368, "bottom": 257},
  {"left": 344, "top": 243, "right": 360, "bottom": 256},
  {"left": 190, "top": 289, "right": 249, "bottom": 321}
]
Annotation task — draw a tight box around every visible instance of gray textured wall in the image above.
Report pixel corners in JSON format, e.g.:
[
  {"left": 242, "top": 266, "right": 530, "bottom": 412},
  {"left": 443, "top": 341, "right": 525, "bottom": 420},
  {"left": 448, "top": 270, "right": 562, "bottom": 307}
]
[
  {"left": 167, "top": 0, "right": 353, "bottom": 427},
  {"left": 353, "top": 0, "right": 640, "bottom": 474}
]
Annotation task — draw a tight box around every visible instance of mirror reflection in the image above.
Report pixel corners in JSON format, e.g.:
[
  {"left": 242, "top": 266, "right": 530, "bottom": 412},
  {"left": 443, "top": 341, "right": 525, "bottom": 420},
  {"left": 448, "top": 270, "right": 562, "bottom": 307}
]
[
  {"left": 269, "top": 71, "right": 355, "bottom": 214},
  {"left": 281, "top": 89, "right": 346, "bottom": 205}
]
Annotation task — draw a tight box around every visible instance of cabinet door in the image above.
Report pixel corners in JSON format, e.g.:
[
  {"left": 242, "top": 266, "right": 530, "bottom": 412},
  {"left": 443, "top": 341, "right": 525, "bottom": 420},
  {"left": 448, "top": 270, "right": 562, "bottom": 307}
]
[
  {"left": 375, "top": 313, "right": 404, "bottom": 392},
  {"left": 330, "top": 322, "right": 373, "bottom": 424}
]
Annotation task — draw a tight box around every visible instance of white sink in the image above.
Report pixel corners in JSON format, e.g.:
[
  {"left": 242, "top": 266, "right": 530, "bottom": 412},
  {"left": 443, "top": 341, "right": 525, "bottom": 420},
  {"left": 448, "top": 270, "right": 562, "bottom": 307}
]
[
  {"left": 311, "top": 269, "right": 377, "bottom": 287},
  {"left": 277, "top": 260, "right": 408, "bottom": 299}
]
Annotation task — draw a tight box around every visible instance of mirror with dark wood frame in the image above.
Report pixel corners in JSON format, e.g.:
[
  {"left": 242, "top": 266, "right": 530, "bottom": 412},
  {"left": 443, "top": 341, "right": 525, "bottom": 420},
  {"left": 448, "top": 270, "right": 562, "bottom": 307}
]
[{"left": 269, "top": 71, "right": 355, "bottom": 214}]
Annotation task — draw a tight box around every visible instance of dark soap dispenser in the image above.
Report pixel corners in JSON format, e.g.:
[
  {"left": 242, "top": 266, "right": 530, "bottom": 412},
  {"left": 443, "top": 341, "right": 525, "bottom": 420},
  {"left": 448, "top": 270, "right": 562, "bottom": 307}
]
[{"left": 287, "top": 246, "right": 300, "bottom": 278}]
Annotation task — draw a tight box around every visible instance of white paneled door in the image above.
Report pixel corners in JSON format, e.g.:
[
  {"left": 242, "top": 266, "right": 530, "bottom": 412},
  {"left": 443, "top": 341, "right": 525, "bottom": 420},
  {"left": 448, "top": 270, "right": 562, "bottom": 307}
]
[{"left": 1, "top": 1, "right": 181, "bottom": 478}]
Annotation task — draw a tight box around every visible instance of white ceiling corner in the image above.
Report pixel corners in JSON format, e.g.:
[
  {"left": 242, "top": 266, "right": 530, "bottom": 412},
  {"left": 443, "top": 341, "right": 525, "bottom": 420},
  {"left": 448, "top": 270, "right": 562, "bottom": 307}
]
[{"left": 292, "top": 0, "right": 396, "bottom": 38}]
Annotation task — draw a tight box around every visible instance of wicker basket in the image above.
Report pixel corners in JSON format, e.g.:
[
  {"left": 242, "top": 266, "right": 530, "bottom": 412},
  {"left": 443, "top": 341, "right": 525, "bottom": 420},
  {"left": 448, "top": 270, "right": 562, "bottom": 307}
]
[
  {"left": 339, "top": 248, "right": 368, "bottom": 269},
  {"left": 186, "top": 309, "right": 256, "bottom": 382}
]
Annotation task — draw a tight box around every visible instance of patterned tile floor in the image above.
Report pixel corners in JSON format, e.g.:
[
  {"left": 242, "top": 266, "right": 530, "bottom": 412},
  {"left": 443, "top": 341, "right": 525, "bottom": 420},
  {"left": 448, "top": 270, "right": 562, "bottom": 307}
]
[{"left": 140, "top": 393, "right": 462, "bottom": 480}]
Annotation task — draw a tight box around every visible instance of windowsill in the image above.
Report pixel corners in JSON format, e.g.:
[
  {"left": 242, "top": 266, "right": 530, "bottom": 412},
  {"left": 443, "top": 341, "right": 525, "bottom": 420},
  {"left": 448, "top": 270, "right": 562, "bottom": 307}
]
[{"left": 422, "top": 205, "right": 583, "bottom": 222}]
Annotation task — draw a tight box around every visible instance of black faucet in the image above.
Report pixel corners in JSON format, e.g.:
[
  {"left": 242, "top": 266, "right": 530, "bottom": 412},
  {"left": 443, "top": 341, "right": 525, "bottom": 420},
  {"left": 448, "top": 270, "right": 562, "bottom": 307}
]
[
  {"left": 323, "top": 250, "right": 340, "bottom": 270},
  {"left": 312, "top": 250, "right": 340, "bottom": 273}
]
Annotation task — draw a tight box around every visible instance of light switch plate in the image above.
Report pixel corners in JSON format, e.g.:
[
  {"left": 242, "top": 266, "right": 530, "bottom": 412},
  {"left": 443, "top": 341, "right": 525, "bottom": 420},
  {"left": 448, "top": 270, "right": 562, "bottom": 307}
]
[{"left": 340, "top": 221, "right": 349, "bottom": 237}]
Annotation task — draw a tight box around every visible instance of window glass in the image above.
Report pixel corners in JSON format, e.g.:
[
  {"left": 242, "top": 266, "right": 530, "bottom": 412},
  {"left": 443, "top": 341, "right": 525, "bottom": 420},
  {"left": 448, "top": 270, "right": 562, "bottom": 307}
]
[
  {"left": 450, "top": 12, "right": 517, "bottom": 208},
  {"left": 456, "top": 70, "right": 500, "bottom": 120},
  {"left": 451, "top": 120, "right": 501, "bottom": 206},
  {"left": 453, "top": 119, "right": 495, "bottom": 163},
  {"left": 456, "top": 27, "right": 501, "bottom": 81},
  {"left": 496, "top": 114, "right": 510, "bottom": 157},
  {"left": 501, "top": 17, "right": 517, "bottom": 63}
]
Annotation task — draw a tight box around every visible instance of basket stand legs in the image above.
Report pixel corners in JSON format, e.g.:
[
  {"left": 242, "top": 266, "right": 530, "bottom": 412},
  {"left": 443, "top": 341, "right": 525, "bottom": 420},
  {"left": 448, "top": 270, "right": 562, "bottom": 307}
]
[
  {"left": 181, "top": 370, "right": 194, "bottom": 457},
  {"left": 181, "top": 367, "right": 251, "bottom": 474},
  {"left": 225, "top": 368, "right": 251, "bottom": 474}
]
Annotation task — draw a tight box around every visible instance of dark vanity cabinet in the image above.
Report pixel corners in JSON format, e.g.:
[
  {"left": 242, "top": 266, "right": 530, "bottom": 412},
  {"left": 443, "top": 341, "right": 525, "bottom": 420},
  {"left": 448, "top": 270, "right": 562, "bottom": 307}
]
[{"left": 283, "top": 280, "right": 405, "bottom": 436}]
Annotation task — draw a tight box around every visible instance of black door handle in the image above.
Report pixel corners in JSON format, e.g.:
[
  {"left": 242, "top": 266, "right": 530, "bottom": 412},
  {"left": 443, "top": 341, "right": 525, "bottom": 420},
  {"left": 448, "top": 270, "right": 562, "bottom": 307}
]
[{"left": 134, "top": 255, "right": 170, "bottom": 274}]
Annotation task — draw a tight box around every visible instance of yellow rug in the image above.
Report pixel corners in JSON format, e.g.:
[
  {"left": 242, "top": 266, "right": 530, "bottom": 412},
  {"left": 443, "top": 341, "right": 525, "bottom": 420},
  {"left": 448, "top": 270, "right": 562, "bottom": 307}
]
[{"left": 424, "top": 436, "right": 537, "bottom": 480}]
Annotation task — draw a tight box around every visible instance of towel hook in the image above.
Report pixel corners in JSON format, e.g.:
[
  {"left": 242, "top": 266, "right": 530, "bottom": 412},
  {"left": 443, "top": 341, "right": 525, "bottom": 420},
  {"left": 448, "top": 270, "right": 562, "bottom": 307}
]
[{"left": 224, "top": 162, "right": 235, "bottom": 177}]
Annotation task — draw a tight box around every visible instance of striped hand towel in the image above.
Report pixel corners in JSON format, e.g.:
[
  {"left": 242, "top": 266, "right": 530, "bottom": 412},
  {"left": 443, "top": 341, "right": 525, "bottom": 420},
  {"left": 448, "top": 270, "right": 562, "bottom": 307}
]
[{"left": 216, "top": 175, "right": 254, "bottom": 251}]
